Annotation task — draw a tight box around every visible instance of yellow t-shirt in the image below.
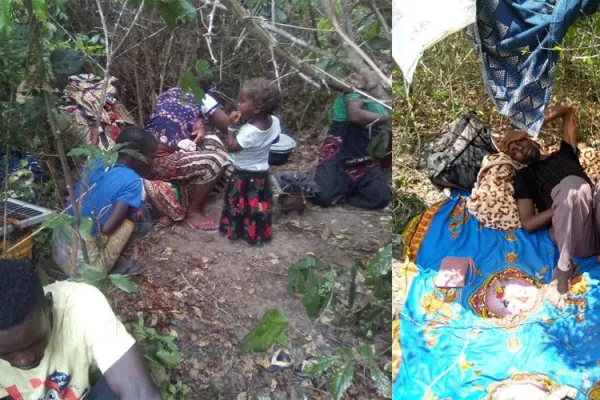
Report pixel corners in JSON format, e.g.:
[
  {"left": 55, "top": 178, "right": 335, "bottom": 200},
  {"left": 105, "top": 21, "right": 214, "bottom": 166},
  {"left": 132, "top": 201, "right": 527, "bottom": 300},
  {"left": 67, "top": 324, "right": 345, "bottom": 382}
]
[{"left": 0, "top": 281, "right": 135, "bottom": 400}]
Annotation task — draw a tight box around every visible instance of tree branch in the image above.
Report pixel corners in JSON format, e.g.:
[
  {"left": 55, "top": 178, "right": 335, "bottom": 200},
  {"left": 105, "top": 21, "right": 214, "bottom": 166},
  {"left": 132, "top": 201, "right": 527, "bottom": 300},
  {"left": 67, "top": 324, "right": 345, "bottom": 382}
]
[
  {"left": 111, "top": 0, "right": 129, "bottom": 41},
  {"left": 322, "top": 0, "right": 391, "bottom": 89},
  {"left": 159, "top": 30, "right": 176, "bottom": 94},
  {"left": 261, "top": 20, "right": 354, "bottom": 69},
  {"left": 314, "top": 66, "right": 390, "bottom": 109},
  {"left": 114, "top": 26, "right": 167, "bottom": 59},
  {"left": 112, "top": 0, "right": 146, "bottom": 55},
  {"left": 204, "top": 0, "right": 219, "bottom": 64},
  {"left": 369, "top": 0, "right": 391, "bottom": 40},
  {"left": 220, "top": 0, "right": 390, "bottom": 101}
]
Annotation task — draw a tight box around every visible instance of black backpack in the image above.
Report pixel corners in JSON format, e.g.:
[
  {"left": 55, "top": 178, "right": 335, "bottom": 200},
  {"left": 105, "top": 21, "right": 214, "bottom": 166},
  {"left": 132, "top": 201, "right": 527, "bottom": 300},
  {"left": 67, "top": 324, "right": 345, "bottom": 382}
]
[{"left": 423, "top": 112, "right": 496, "bottom": 192}]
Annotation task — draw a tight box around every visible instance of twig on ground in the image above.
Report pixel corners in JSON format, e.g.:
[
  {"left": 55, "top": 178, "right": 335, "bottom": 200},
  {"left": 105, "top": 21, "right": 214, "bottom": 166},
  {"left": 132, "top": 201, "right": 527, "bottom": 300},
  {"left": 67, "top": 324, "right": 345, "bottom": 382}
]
[
  {"left": 181, "top": 273, "right": 235, "bottom": 321},
  {"left": 134, "top": 60, "right": 144, "bottom": 123},
  {"left": 248, "top": 260, "right": 286, "bottom": 276}
]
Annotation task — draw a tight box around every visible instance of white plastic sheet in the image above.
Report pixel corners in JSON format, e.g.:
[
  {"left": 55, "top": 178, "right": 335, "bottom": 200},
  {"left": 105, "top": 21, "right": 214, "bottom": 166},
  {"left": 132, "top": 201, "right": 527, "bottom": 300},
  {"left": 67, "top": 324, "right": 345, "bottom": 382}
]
[{"left": 392, "top": 0, "right": 476, "bottom": 85}]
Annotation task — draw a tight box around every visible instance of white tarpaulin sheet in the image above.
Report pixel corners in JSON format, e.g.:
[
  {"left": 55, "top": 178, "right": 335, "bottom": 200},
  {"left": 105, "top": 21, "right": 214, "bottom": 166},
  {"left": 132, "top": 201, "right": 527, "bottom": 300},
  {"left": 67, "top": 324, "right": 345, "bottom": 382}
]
[{"left": 392, "top": 0, "right": 476, "bottom": 85}]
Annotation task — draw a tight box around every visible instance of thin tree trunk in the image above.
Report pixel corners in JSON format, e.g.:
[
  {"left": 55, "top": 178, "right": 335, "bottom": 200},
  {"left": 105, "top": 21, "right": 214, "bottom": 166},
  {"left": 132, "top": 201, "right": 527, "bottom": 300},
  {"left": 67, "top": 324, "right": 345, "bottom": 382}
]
[{"left": 42, "top": 91, "right": 90, "bottom": 264}]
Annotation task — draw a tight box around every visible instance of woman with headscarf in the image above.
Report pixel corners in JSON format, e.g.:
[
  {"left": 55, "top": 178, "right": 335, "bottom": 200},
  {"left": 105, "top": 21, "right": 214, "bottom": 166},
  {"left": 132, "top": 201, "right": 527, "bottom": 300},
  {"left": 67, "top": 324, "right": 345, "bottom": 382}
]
[{"left": 145, "top": 83, "right": 232, "bottom": 231}]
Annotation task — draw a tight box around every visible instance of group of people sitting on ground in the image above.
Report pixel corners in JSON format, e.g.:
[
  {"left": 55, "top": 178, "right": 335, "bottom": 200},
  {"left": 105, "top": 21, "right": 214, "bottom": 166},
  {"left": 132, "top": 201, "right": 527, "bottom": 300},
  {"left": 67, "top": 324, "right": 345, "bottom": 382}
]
[
  {"left": 499, "top": 98, "right": 593, "bottom": 308},
  {"left": 51, "top": 75, "right": 392, "bottom": 277},
  {"left": 0, "top": 77, "right": 391, "bottom": 399}
]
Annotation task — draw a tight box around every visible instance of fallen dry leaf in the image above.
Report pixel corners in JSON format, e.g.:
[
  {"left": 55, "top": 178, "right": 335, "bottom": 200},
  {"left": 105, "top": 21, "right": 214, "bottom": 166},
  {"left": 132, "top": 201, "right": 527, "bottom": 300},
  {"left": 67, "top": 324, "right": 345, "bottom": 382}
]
[{"left": 192, "top": 306, "right": 203, "bottom": 319}]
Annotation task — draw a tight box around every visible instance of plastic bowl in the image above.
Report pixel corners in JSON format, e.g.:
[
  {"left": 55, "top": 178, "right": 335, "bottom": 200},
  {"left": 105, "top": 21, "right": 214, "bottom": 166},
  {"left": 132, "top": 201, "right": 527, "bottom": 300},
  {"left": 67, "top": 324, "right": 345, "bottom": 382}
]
[
  {"left": 269, "top": 150, "right": 292, "bottom": 166},
  {"left": 269, "top": 133, "right": 297, "bottom": 166}
]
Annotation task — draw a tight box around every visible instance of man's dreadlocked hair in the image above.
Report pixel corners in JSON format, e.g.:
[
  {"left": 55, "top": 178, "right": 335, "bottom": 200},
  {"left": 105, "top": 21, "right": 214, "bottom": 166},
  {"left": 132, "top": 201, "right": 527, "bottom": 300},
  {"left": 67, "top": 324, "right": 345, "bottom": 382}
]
[
  {"left": 242, "top": 78, "right": 280, "bottom": 115},
  {"left": 0, "top": 259, "right": 45, "bottom": 330}
]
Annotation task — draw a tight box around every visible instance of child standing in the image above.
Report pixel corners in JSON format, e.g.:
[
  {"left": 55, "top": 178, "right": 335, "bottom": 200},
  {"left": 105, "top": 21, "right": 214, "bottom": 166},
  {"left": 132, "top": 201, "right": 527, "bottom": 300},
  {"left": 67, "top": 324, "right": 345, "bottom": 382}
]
[{"left": 219, "top": 78, "right": 281, "bottom": 245}]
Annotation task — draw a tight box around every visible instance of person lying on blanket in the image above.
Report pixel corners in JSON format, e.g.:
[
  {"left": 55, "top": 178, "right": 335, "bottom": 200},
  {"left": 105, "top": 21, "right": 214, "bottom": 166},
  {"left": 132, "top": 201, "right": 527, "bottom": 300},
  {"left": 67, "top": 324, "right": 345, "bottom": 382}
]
[
  {"left": 0, "top": 259, "right": 160, "bottom": 400},
  {"left": 146, "top": 81, "right": 232, "bottom": 231},
  {"left": 52, "top": 126, "right": 158, "bottom": 277},
  {"left": 500, "top": 98, "right": 592, "bottom": 308}
]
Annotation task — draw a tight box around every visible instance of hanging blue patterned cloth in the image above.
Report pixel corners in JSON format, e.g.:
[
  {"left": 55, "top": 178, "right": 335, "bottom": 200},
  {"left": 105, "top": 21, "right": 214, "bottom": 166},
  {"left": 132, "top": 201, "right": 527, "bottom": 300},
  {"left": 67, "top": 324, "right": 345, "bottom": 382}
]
[{"left": 468, "top": 0, "right": 599, "bottom": 136}]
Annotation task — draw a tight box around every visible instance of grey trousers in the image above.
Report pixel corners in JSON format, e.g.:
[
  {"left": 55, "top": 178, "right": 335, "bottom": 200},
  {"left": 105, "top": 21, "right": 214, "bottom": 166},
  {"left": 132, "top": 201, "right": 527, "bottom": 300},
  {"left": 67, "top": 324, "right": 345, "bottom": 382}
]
[{"left": 550, "top": 175, "right": 600, "bottom": 271}]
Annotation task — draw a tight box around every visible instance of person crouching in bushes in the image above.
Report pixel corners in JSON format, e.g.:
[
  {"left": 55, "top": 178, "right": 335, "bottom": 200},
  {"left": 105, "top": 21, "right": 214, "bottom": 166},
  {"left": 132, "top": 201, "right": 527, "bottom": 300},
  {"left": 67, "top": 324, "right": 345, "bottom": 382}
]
[
  {"left": 52, "top": 126, "right": 158, "bottom": 276},
  {"left": 219, "top": 78, "right": 281, "bottom": 246}
]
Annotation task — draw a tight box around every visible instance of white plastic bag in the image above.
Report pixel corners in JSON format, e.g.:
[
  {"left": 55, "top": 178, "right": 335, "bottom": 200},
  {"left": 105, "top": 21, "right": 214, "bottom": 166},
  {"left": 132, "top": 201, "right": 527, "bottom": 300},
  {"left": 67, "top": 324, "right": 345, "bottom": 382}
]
[{"left": 392, "top": 0, "right": 476, "bottom": 85}]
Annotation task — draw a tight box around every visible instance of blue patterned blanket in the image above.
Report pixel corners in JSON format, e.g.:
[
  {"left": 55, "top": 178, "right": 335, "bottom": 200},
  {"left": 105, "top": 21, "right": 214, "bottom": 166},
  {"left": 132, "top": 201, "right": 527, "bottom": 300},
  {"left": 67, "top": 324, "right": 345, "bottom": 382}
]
[{"left": 395, "top": 195, "right": 600, "bottom": 399}]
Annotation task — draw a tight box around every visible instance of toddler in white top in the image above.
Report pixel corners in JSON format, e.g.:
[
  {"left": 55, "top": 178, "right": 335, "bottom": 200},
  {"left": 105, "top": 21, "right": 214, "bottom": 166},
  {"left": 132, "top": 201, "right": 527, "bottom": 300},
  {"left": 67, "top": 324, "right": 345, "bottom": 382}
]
[{"left": 219, "top": 78, "right": 281, "bottom": 245}]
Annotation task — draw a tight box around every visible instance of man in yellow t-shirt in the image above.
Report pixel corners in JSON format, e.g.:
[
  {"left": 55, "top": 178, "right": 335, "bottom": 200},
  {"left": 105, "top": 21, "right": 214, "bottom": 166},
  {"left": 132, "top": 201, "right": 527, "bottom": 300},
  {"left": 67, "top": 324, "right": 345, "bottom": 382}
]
[{"left": 0, "top": 259, "right": 160, "bottom": 400}]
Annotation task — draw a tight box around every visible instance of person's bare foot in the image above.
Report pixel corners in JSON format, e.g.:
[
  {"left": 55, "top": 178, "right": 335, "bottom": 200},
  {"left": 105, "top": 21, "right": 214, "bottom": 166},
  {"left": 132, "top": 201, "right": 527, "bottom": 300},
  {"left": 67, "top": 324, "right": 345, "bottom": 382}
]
[
  {"left": 185, "top": 212, "right": 218, "bottom": 231},
  {"left": 111, "top": 258, "right": 143, "bottom": 276},
  {"left": 545, "top": 275, "right": 569, "bottom": 310}
]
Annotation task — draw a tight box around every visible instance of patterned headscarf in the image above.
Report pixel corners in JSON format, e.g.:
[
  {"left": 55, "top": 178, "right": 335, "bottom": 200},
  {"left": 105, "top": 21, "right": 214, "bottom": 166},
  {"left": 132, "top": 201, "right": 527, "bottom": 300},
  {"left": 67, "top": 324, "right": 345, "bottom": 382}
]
[{"left": 498, "top": 130, "right": 529, "bottom": 154}]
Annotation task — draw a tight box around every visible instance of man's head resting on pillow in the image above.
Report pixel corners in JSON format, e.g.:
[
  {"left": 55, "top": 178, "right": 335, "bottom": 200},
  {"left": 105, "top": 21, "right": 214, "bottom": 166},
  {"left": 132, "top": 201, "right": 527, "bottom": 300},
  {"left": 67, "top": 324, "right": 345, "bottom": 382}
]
[
  {"left": 0, "top": 259, "right": 52, "bottom": 370},
  {"left": 499, "top": 129, "right": 541, "bottom": 165}
]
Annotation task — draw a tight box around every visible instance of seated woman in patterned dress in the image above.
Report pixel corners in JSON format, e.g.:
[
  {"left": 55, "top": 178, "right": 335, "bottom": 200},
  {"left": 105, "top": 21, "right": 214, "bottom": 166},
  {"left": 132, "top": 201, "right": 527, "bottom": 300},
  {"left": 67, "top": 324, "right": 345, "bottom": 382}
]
[
  {"left": 146, "top": 85, "right": 232, "bottom": 231},
  {"left": 311, "top": 74, "right": 392, "bottom": 210}
]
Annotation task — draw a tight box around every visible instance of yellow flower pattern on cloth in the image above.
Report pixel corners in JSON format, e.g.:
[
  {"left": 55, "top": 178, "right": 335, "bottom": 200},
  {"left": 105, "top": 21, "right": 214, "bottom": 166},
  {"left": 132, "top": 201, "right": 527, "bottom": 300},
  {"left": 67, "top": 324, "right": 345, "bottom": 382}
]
[{"left": 422, "top": 291, "right": 454, "bottom": 319}]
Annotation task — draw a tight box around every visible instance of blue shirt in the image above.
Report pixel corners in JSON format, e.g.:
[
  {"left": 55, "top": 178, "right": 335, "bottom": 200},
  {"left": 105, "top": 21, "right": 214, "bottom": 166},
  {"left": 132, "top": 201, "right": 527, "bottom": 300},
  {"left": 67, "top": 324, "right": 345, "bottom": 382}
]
[{"left": 72, "top": 160, "right": 142, "bottom": 236}]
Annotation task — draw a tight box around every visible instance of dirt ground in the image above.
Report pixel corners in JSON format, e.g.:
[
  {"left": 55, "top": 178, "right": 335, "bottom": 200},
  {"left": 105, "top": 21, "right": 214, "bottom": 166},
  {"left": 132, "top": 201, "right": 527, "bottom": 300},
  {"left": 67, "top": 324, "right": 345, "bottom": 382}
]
[{"left": 108, "top": 177, "right": 391, "bottom": 399}]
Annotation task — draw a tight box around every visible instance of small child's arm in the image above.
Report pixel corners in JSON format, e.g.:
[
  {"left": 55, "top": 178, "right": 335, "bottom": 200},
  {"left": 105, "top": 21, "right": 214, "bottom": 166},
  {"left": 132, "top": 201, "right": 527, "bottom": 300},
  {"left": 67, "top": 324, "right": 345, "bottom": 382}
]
[
  {"left": 101, "top": 202, "right": 131, "bottom": 235},
  {"left": 227, "top": 111, "right": 244, "bottom": 153}
]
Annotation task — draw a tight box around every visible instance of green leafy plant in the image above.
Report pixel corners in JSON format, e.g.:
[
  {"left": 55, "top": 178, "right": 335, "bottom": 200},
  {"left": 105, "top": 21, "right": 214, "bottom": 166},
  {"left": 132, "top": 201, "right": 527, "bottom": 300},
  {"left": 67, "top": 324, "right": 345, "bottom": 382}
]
[
  {"left": 127, "top": 316, "right": 190, "bottom": 399},
  {"left": 243, "top": 247, "right": 392, "bottom": 399},
  {"left": 178, "top": 58, "right": 213, "bottom": 103},
  {"left": 287, "top": 254, "right": 334, "bottom": 318},
  {"left": 303, "top": 344, "right": 391, "bottom": 400},
  {"left": 288, "top": 246, "right": 391, "bottom": 337},
  {"left": 67, "top": 142, "right": 144, "bottom": 171},
  {"left": 161, "top": 379, "right": 192, "bottom": 400},
  {"left": 241, "top": 309, "right": 288, "bottom": 352},
  {"left": 130, "top": 315, "right": 181, "bottom": 368},
  {"left": 72, "top": 261, "right": 139, "bottom": 294},
  {"left": 366, "top": 130, "right": 390, "bottom": 159}
]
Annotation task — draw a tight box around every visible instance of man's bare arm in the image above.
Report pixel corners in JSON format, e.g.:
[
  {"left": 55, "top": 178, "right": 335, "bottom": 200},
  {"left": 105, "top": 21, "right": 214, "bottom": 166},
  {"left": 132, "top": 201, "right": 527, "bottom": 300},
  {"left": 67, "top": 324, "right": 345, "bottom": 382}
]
[
  {"left": 516, "top": 198, "right": 554, "bottom": 233},
  {"left": 542, "top": 99, "right": 579, "bottom": 148},
  {"left": 103, "top": 344, "right": 161, "bottom": 400}
]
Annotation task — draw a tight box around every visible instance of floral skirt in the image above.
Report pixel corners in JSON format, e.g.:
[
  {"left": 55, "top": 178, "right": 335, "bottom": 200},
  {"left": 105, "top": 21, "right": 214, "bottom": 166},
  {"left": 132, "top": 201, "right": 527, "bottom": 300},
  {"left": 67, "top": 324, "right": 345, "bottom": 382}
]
[{"left": 219, "top": 168, "right": 272, "bottom": 245}]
